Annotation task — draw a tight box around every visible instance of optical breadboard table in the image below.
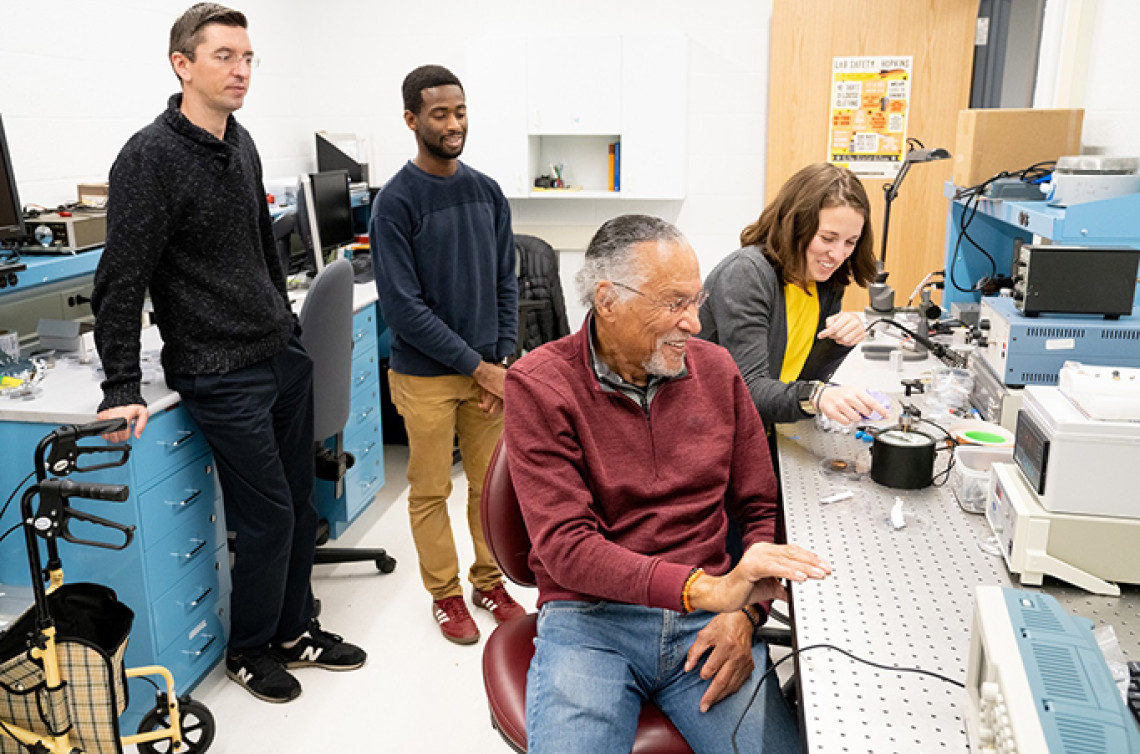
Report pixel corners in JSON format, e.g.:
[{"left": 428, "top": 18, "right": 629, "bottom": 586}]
[{"left": 777, "top": 422, "right": 1140, "bottom": 753}]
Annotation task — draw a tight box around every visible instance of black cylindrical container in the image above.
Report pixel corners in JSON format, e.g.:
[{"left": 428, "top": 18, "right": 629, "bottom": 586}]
[{"left": 870, "top": 428, "right": 938, "bottom": 489}]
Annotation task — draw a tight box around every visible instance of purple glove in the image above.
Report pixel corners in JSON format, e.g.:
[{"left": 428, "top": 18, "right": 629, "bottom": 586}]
[{"left": 862, "top": 389, "right": 891, "bottom": 421}]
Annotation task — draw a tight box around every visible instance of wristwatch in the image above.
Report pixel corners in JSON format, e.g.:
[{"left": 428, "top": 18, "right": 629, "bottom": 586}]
[{"left": 797, "top": 380, "right": 823, "bottom": 415}]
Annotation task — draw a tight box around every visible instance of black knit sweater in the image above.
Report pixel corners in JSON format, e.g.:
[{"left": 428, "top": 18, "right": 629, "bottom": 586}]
[{"left": 92, "top": 94, "right": 294, "bottom": 411}]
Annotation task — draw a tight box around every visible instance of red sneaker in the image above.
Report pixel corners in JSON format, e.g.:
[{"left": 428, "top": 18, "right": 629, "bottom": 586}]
[
  {"left": 432, "top": 596, "right": 480, "bottom": 645},
  {"left": 472, "top": 583, "right": 527, "bottom": 625}
]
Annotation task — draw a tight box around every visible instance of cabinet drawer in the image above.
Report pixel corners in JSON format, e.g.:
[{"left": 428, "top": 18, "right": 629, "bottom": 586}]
[
  {"left": 350, "top": 350, "right": 380, "bottom": 394},
  {"left": 344, "top": 427, "right": 383, "bottom": 520},
  {"left": 151, "top": 547, "right": 231, "bottom": 650},
  {"left": 352, "top": 307, "right": 378, "bottom": 354},
  {"left": 131, "top": 407, "right": 210, "bottom": 488},
  {"left": 155, "top": 605, "right": 228, "bottom": 691},
  {"left": 143, "top": 508, "right": 223, "bottom": 595},
  {"left": 346, "top": 389, "right": 380, "bottom": 436},
  {"left": 137, "top": 456, "right": 218, "bottom": 548}
]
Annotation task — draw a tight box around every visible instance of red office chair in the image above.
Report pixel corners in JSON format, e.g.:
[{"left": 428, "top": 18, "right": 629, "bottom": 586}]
[{"left": 479, "top": 439, "right": 693, "bottom": 754}]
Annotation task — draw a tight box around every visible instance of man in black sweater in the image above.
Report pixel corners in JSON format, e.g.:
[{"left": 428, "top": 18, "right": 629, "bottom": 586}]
[{"left": 92, "top": 2, "right": 363, "bottom": 704}]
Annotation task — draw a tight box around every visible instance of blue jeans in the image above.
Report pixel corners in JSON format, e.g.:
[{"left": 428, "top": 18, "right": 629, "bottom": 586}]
[{"left": 526, "top": 601, "right": 800, "bottom": 754}]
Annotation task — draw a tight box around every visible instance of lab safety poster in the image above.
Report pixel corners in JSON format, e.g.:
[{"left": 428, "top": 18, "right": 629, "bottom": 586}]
[{"left": 827, "top": 56, "right": 912, "bottom": 178}]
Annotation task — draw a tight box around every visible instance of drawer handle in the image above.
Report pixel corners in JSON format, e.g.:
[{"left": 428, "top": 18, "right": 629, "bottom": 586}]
[
  {"left": 180, "top": 538, "right": 208, "bottom": 560},
  {"left": 357, "top": 405, "right": 375, "bottom": 422},
  {"left": 358, "top": 475, "right": 378, "bottom": 490},
  {"left": 188, "top": 586, "right": 213, "bottom": 608},
  {"left": 353, "top": 328, "right": 368, "bottom": 342},
  {"left": 355, "top": 370, "right": 374, "bottom": 386},
  {"left": 357, "top": 441, "right": 377, "bottom": 457},
  {"left": 159, "top": 430, "right": 196, "bottom": 449},
  {"left": 183, "top": 633, "right": 217, "bottom": 658},
  {"left": 165, "top": 489, "right": 203, "bottom": 509}
]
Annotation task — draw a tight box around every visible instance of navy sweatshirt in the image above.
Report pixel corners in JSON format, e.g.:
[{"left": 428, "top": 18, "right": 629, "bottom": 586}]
[
  {"left": 369, "top": 160, "right": 517, "bottom": 377},
  {"left": 92, "top": 94, "right": 294, "bottom": 410}
]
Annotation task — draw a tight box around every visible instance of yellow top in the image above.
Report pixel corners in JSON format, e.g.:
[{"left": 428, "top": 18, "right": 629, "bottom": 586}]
[{"left": 780, "top": 280, "right": 819, "bottom": 382}]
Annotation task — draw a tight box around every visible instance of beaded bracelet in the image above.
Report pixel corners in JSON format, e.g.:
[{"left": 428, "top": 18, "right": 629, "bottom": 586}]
[
  {"left": 740, "top": 604, "right": 762, "bottom": 630},
  {"left": 681, "top": 567, "right": 704, "bottom": 614}
]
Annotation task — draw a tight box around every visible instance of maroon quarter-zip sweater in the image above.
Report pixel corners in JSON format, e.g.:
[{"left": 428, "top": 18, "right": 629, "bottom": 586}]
[{"left": 503, "top": 324, "right": 779, "bottom": 612}]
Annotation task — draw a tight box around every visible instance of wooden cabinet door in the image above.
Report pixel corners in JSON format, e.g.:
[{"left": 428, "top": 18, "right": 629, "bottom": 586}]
[{"left": 766, "top": 0, "right": 977, "bottom": 311}]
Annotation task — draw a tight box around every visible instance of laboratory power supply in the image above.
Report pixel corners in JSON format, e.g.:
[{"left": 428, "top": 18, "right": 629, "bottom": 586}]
[
  {"left": 1012, "top": 245, "right": 1140, "bottom": 319},
  {"left": 21, "top": 211, "right": 106, "bottom": 253},
  {"left": 978, "top": 296, "right": 1140, "bottom": 387}
]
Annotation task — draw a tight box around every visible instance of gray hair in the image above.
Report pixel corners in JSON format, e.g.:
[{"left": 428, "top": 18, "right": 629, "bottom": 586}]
[{"left": 575, "top": 214, "right": 686, "bottom": 310}]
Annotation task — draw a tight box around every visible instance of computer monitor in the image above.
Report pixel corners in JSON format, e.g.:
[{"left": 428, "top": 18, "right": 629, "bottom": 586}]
[
  {"left": 295, "top": 169, "right": 354, "bottom": 275},
  {"left": 315, "top": 132, "right": 368, "bottom": 185},
  {"left": 0, "top": 114, "right": 26, "bottom": 242}
]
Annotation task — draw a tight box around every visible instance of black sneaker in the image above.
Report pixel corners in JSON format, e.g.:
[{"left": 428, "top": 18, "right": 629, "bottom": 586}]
[
  {"left": 272, "top": 619, "right": 367, "bottom": 671},
  {"left": 225, "top": 650, "right": 301, "bottom": 703}
]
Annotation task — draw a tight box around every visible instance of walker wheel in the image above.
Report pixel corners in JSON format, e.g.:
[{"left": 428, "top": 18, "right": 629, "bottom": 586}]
[
  {"left": 136, "top": 696, "right": 215, "bottom": 753},
  {"left": 376, "top": 554, "right": 397, "bottom": 573}
]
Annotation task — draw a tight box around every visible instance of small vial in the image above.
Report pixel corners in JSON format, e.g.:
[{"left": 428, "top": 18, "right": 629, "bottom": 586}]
[{"left": 889, "top": 349, "right": 904, "bottom": 372}]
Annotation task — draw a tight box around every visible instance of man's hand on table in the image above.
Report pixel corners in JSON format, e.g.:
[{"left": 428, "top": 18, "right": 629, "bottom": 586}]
[{"left": 689, "top": 543, "right": 831, "bottom": 614}]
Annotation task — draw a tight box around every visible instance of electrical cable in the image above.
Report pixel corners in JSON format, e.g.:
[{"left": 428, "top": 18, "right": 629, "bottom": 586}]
[
  {"left": 865, "top": 317, "right": 967, "bottom": 369},
  {"left": 731, "top": 642, "right": 966, "bottom": 754},
  {"left": 948, "top": 161, "right": 1056, "bottom": 293},
  {"left": 906, "top": 270, "right": 942, "bottom": 306},
  {"left": 0, "top": 470, "right": 34, "bottom": 531},
  {"left": 0, "top": 521, "right": 19, "bottom": 547},
  {"left": 916, "top": 416, "right": 956, "bottom": 487}
]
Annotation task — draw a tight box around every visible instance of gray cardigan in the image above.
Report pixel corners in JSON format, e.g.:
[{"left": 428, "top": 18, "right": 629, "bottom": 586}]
[{"left": 699, "top": 245, "right": 852, "bottom": 424}]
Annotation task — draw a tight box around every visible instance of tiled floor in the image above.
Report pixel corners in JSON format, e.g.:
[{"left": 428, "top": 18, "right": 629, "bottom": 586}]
[
  {"left": 154, "top": 444, "right": 534, "bottom": 753},
  {"left": 139, "top": 443, "right": 792, "bottom": 753}
]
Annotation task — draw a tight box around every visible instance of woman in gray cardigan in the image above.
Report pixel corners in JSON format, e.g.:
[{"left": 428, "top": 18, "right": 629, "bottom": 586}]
[{"left": 700, "top": 163, "right": 887, "bottom": 426}]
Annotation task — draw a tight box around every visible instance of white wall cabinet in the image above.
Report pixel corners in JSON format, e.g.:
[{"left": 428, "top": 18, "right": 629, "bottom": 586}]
[
  {"left": 465, "top": 33, "right": 687, "bottom": 201},
  {"left": 464, "top": 35, "right": 529, "bottom": 197},
  {"left": 526, "top": 36, "right": 622, "bottom": 134}
]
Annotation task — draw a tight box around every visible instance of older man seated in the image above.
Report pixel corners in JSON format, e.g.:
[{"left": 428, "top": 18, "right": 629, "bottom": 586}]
[{"left": 503, "top": 214, "right": 831, "bottom": 754}]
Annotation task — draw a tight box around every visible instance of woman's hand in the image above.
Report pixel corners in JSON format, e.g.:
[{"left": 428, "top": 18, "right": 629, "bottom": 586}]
[
  {"left": 817, "top": 312, "right": 865, "bottom": 347},
  {"left": 816, "top": 384, "right": 889, "bottom": 425}
]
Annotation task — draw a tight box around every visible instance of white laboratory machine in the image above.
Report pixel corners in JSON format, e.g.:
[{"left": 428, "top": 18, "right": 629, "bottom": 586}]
[
  {"left": 1012, "top": 379, "right": 1140, "bottom": 519},
  {"left": 987, "top": 462, "right": 1140, "bottom": 596},
  {"left": 984, "top": 364, "right": 1140, "bottom": 596}
]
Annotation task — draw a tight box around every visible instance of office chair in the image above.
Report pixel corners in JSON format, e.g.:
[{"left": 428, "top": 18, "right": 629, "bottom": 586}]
[
  {"left": 479, "top": 439, "right": 693, "bottom": 753},
  {"left": 298, "top": 258, "right": 396, "bottom": 574},
  {"left": 272, "top": 209, "right": 296, "bottom": 277}
]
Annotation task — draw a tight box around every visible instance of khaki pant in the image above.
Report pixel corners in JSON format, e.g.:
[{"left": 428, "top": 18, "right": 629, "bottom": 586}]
[{"left": 388, "top": 370, "right": 503, "bottom": 599}]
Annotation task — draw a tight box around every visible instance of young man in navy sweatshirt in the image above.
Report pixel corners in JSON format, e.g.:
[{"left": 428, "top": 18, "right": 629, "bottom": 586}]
[
  {"left": 92, "top": 2, "right": 363, "bottom": 704},
  {"left": 370, "top": 65, "right": 524, "bottom": 644}
]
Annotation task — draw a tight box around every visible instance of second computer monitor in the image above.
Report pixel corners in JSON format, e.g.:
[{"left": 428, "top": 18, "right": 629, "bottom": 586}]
[
  {"left": 0, "top": 114, "right": 26, "bottom": 241},
  {"left": 297, "top": 169, "right": 354, "bottom": 275}
]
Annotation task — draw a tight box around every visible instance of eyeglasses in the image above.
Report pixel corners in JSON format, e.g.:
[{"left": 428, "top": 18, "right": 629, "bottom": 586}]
[
  {"left": 612, "top": 282, "right": 709, "bottom": 314},
  {"left": 207, "top": 50, "right": 260, "bottom": 70}
]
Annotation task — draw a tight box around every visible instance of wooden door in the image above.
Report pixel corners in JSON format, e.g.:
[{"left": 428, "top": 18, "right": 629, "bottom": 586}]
[{"left": 766, "top": 0, "right": 978, "bottom": 311}]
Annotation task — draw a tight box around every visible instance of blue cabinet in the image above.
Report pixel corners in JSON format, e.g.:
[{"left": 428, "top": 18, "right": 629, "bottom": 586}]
[
  {"left": 315, "top": 303, "right": 385, "bottom": 538},
  {"left": 0, "top": 407, "right": 229, "bottom": 731}
]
